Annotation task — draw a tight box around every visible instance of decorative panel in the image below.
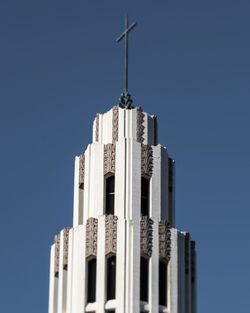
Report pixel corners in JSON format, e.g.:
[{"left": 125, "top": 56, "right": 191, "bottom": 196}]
[
  {"left": 63, "top": 227, "right": 71, "bottom": 270},
  {"left": 95, "top": 113, "right": 100, "bottom": 142},
  {"left": 86, "top": 218, "right": 98, "bottom": 258},
  {"left": 158, "top": 220, "right": 171, "bottom": 261},
  {"left": 141, "top": 144, "right": 153, "bottom": 177},
  {"left": 54, "top": 234, "right": 60, "bottom": 277},
  {"left": 112, "top": 106, "right": 119, "bottom": 143},
  {"left": 105, "top": 214, "right": 118, "bottom": 255},
  {"left": 140, "top": 216, "right": 153, "bottom": 258},
  {"left": 79, "top": 153, "right": 85, "bottom": 189},
  {"left": 136, "top": 106, "right": 143, "bottom": 143},
  {"left": 191, "top": 240, "right": 196, "bottom": 284},
  {"left": 104, "top": 144, "right": 116, "bottom": 175}
]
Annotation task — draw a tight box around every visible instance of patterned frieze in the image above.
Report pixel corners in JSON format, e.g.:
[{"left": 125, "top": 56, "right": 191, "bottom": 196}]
[
  {"left": 95, "top": 113, "right": 100, "bottom": 142},
  {"left": 63, "top": 227, "right": 71, "bottom": 270},
  {"left": 54, "top": 234, "right": 60, "bottom": 277},
  {"left": 112, "top": 106, "right": 119, "bottom": 143},
  {"left": 79, "top": 153, "right": 85, "bottom": 189},
  {"left": 140, "top": 216, "right": 153, "bottom": 258},
  {"left": 191, "top": 240, "right": 196, "bottom": 284},
  {"left": 158, "top": 220, "right": 171, "bottom": 261},
  {"left": 136, "top": 106, "right": 143, "bottom": 143},
  {"left": 105, "top": 214, "right": 118, "bottom": 255},
  {"left": 86, "top": 218, "right": 98, "bottom": 258},
  {"left": 141, "top": 144, "right": 153, "bottom": 177},
  {"left": 104, "top": 144, "right": 116, "bottom": 175}
]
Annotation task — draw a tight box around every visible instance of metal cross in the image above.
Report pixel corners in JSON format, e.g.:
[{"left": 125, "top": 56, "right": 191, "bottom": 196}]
[{"left": 116, "top": 15, "right": 137, "bottom": 108}]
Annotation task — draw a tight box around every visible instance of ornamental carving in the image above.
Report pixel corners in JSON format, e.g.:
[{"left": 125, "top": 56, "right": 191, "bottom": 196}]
[
  {"left": 95, "top": 113, "right": 100, "bottom": 142},
  {"left": 140, "top": 216, "right": 153, "bottom": 258},
  {"left": 54, "top": 234, "right": 60, "bottom": 277},
  {"left": 105, "top": 215, "right": 118, "bottom": 255},
  {"left": 79, "top": 153, "right": 85, "bottom": 189},
  {"left": 184, "top": 233, "right": 190, "bottom": 275},
  {"left": 136, "top": 106, "right": 143, "bottom": 143},
  {"left": 191, "top": 241, "right": 196, "bottom": 284},
  {"left": 112, "top": 106, "right": 119, "bottom": 143},
  {"left": 86, "top": 218, "right": 98, "bottom": 258},
  {"left": 63, "top": 227, "right": 70, "bottom": 270},
  {"left": 104, "top": 144, "right": 116, "bottom": 175},
  {"left": 159, "top": 220, "right": 171, "bottom": 261},
  {"left": 141, "top": 145, "right": 153, "bottom": 177}
]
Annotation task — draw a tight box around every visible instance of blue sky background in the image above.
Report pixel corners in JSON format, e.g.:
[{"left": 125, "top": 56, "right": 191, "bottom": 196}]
[{"left": 0, "top": 0, "right": 249, "bottom": 312}]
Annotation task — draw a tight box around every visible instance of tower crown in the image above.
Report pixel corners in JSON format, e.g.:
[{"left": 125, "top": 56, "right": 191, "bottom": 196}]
[
  {"left": 93, "top": 106, "right": 158, "bottom": 146},
  {"left": 73, "top": 105, "right": 175, "bottom": 225},
  {"left": 48, "top": 104, "right": 197, "bottom": 313},
  {"left": 48, "top": 16, "right": 197, "bottom": 313}
]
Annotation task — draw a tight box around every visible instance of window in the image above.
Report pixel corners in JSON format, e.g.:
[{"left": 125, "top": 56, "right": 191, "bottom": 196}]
[
  {"left": 107, "top": 255, "right": 116, "bottom": 300},
  {"left": 141, "top": 177, "right": 149, "bottom": 216},
  {"left": 105, "top": 175, "right": 115, "bottom": 215},
  {"left": 159, "top": 260, "right": 168, "bottom": 306},
  {"left": 87, "top": 258, "right": 96, "bottom": 303},
  {"left": 140, "top": 257, "right": 149, "bottom": 301}
]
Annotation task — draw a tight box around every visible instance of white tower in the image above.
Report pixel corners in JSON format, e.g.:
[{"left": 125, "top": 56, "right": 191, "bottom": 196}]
[{"left": 48, "top": 105, "right": 197, "bottom": 313}]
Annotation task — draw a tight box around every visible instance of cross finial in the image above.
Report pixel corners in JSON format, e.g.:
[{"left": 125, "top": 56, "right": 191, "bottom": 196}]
[{"left": 116, "top": 15, "right": 137, "bottom": 109}]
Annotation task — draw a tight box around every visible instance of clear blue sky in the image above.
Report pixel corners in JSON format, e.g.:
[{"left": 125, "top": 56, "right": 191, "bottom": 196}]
[{"left": 0, "top": 0, "right": 249, "bottom": 312}]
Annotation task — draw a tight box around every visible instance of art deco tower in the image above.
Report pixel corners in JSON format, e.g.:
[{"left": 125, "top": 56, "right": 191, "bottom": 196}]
[{"left": 48, "top": 16, "right": 197, "bottom": 313}]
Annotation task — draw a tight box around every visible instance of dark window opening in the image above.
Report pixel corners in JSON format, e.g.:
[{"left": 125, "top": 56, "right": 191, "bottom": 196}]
[
  {"left": 105, "top": 176, "right": 115, "bottom": 215},
  {"left": 87, "top": 258, "right": 96, "bottom": 303},
  {"left": 107, "top": 255, "right": 116, "bottom": 300},
  {"left": 140, "top": 257, "right": 149, "bottom": 301},
  {"left": 141, "top": 177, "right": 149, "bottom": 216},
  {"left": 168, "top": 158, "right": 173, "bottom": 193},
  {"left": 159, "top": 260, "right": 168, "bottom": 306}
]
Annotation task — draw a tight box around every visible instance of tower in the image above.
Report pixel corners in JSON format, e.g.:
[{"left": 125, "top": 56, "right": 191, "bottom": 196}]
[{"left": 48, "top": 17, "right": 197, "bottom": 313}]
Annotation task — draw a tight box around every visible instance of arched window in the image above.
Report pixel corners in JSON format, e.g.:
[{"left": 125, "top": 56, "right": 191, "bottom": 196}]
[
  {"left": 159, "top": 260, "right": 168, "bottom": 306},
  {"left": 106, "top": 255, "right": 116, "bottom": 300},
  {"left": 105, "top": 175, "right": 115, "bottom": 215},
  {"left": 87, "top": 258, "right": 96, "bottom": 303},
  {"left": 140, "top": 256, "right": 149, "bottom": 301},
  {"left": 141, "top": 177, "right": 149, "bottom": 216}
]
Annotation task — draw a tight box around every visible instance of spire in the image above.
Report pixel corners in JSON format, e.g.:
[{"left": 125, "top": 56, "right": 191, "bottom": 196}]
[{"left": 116, "top": 15, "right": 137, "bottom": 109}]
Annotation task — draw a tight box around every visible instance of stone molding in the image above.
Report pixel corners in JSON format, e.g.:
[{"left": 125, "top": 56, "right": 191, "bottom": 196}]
[
  {"left": 63, "top": 227, "right": 71, "bottom": 270},
  {"left": 184, "top": 233, "right": 190, "bottom": 275},
  {"left": 54, "top": 234, "right": 60, "bottom": 277},
  {"left": 86, "top": 218, "right": 98, "bottom": 258},
  {"left": 112, "top": 106, "right": 119, "bottom": 143},
  {"left": 191, "top": 240, "right": 196, "bottom": 284},
  {"left": 136, "top": 106, "right": 143, "bottom": 143},
  {"left": 141, "top": 144, "right": 153, "bottom": 177},
  {"left": 105, "top": 214, "right": 118, "bottom": 255},
  {"left": 158, "top": 220, "right": 171, "bottom": 261},
  {"left": 104, "top": 144, "right": 116, "bottom": 175},
  {"left": 140, "top": 216, "right": 153, "bottom": 258},
  {"left": 95, "top": 113, "right": 100, "bottom": 142},
  {"left": 79, "top": 153, "right": 85, "bottom": 189}
]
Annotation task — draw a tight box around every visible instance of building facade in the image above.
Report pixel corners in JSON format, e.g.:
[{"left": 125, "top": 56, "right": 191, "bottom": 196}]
[{"left": 48, "top": 105, "right": 197, "bottom": 313}]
